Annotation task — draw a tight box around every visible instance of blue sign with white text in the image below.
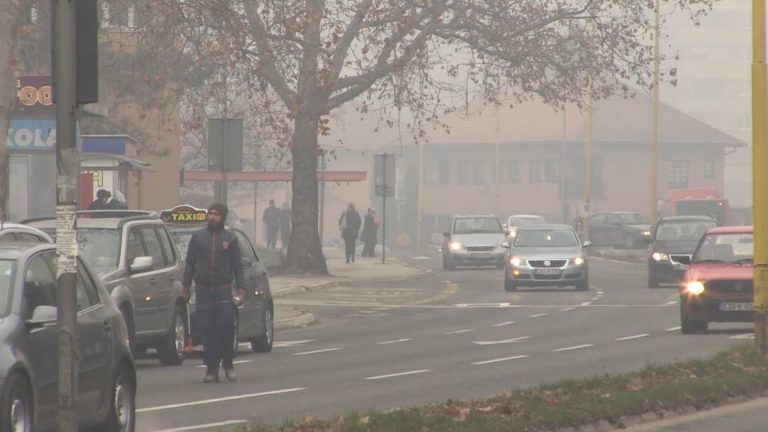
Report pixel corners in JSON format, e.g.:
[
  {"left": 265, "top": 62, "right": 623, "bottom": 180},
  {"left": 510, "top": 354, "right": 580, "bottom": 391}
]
[{"left": 7, "top": 119, "right": 56, "bottom": 151}]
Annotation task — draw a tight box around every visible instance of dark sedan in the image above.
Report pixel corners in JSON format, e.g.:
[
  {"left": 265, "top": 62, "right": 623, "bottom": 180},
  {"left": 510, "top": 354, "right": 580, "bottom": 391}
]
[
  {"left": 646, "top": 216, "right": 716, "bottom": 288},
  {"left": 587, "top": 212, "right": 651, "bottom": 249},
  {"left": 0, "top": 242, "right": 136, "bottom": 432}
]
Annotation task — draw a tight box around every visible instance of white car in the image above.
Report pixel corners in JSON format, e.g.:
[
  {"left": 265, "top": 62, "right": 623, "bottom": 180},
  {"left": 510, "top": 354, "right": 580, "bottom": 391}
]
[
  {"left": 442, "top": 215, "right": 507, "bottom": 270},
  {"left": 505, "top": 214, "right": 548, "bottom": 239},
  {"left": 0, "top": 222, "right": 53, "bottom": 243}
]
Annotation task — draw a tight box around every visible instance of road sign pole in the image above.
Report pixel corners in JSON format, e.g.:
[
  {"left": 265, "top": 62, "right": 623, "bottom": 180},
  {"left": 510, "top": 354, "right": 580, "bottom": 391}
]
[{"left": 382, "top": 154, "right": 387, "bottom": 264}]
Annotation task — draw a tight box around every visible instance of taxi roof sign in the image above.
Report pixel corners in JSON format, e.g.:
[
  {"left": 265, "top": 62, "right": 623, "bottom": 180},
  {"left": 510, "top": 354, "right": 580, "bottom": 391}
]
[{"left": 160, "top": 205, "right": 208, "bottom": 224}]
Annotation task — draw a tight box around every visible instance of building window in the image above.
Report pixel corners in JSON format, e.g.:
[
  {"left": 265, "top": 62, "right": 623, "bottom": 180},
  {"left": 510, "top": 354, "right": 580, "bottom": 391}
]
[
  {"left": 103, "top": 1, "right": 146, "bottom": 28},
  {"left": 545, "top": 159, "right": 559, "bottom": 183},
  {"left": 739, "top": 113, "right": 751, "bottom": 131},
  {"left": 529, "top": 160, "right": 541, "bottom": 183},
  {"left": 472, "top": 160, "right": 487, "bottom": 185},
  {"left": 669, "top": 160, "right": 689, "bottom": 189},
  {"left": 457, "top": 161, "right": 470, "bottom": 185},
  {"left": 502, "top": 160, "right": 520, "bottom": 183},
  {"left": 704, "top": 160, "right": 715, "bottom": 179},
  {"left": 425, "top": 160, "right": 450, "bottom": 185}
]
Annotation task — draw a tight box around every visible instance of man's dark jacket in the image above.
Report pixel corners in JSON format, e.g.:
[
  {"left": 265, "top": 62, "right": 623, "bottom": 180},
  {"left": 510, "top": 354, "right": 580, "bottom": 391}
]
[{"left": 183, "top": 226, "right": 246, "bottom": 292}]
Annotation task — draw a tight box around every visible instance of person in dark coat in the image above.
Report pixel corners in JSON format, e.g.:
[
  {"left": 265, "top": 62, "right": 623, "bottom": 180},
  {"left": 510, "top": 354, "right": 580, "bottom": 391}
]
[
  {"left": 263, "top": 200, "right": 281, "bottom": 249},
  {"left": 339, "top": 203, "right": 362, "bottom": 263},
  {"left": 361, "top": 208, "right": 379, "bottom": 257},
  {"left": 183, "top": 203, "right": 246, "bottom": 383},
  {"left": 89, "top": 189, "right": 111, "bottom": 210},
  {"left": 106, "top": 190, "right": 128, "bottom": 209},
  {"left": 280, "top": 203, "right": 291, "bottom": 251}
]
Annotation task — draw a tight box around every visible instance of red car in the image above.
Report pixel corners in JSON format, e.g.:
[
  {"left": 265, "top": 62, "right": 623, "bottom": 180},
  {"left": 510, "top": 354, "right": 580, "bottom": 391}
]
[{"left": 680, "top": 226, "right": 753, "bottom": 334}]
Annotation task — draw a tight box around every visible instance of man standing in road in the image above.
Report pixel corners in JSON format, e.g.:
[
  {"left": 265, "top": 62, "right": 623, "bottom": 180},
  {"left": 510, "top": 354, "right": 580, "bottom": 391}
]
[
  {"left": 263, "top": 199, "right": 281, "bottom": 249},
  {"left": 183, "top": 203, "right": 246, "bottom": 383}
]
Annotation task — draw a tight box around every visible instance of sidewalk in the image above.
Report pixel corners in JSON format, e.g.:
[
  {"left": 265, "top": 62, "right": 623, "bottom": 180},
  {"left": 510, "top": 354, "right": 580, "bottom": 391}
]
[{"left": 272, "top": 247, "right": 431, "bottom": 330}]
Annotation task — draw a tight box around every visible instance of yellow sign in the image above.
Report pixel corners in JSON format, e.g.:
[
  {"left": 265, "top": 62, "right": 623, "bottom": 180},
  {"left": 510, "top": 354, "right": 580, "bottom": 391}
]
[{"left": 160, "top": 205, "right": 207, "bottom": 223}]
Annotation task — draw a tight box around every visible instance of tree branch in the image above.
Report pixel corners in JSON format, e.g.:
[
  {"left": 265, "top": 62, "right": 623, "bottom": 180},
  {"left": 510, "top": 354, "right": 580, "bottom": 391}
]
[{"left": 328, "top": 0, "right": 375, "bottom": 83}]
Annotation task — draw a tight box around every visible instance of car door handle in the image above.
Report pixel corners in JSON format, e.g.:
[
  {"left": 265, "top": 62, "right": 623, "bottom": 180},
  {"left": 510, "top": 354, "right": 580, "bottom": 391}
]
[{"left": 103, "top": 321, "right": 112, "bottom": 334}]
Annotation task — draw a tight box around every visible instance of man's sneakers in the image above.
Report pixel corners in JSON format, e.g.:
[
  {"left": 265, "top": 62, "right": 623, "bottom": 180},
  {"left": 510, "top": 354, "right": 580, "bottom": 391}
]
[
  {"left": 203, "top": 372, "right": 219, "bottom": 383},
  {"left": 224, "top": 368, "right": 237, "bottom": 382},
  {"left": 203, "top": 368, "right": 236, "bottom": 383}
]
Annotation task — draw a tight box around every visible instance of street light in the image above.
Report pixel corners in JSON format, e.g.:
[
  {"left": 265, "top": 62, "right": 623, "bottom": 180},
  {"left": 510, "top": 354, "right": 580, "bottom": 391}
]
[{"left": 650, "top": 0, "right": 661, "bottom": 225}]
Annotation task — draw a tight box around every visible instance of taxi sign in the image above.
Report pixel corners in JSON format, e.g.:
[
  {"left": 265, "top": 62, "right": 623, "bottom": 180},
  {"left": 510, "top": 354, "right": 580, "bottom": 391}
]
[{"left": 160, "top": 205, "right": 208, "bottom": 223}]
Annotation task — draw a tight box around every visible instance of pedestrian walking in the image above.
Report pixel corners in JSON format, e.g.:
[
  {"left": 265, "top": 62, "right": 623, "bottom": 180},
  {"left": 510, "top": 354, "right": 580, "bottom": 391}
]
[
  {"left": 361, "top": 208, "right": 379, "bottom": 257},
  {"left": 280, "top": 202, "right": 291, "bottom": 251},
  {"left": 89, "top": 189, "right": 111, "bottom": 210},
  {"left": 183, "top": 203, "right": 246, "bottom": 383},
  {"left": 263, "top": 199, "right": 281, "bottom": 249},
  {"left": 339, "top": 203, "right": 361, "bottom": 263}
]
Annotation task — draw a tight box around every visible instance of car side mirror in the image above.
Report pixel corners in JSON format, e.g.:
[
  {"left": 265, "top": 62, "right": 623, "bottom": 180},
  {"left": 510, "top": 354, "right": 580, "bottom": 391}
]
[
  {"left": 130, "top": 256, "right": 153, "bottom": 273},
  {"left": 582, "top": 241, "right": 592, "bottom": 248},
  {"left": 26, "top": 305, "right": 57, "bottom": 330}
]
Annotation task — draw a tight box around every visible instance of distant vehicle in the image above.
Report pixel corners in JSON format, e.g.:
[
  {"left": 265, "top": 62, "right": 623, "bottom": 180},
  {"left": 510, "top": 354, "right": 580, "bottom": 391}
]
[
  {"left": 505, "top": 214, "right": 547, "bottom": 239},
  {"left": 0, "top": 222, "right": 53, "bottom": 243},
  {"left": 0, "top": 242, "right": 136, "bottom": 432},
  {"left": 587, "top": 212, "right": 651, "bottom": 249},
  {"left": 646, "top": 216, "right": 717, "bottom": 288},
  {"left": 503, "top": 224, "right": 590, "bottom": 292},
  {"left": 442, "top": 215, "right": 507, "bottom": 270},
  {"left": 161, "top": 205, "right": 274, "bottom": 354},
  {"left": 24, "top": 212, "right": 189, "bottom": 366},
  {"left": 680, "top": 225, "right": 753, "bottom": 334},
  {"left": 662, "top": 188, "right": 728, "bottom": 226}
]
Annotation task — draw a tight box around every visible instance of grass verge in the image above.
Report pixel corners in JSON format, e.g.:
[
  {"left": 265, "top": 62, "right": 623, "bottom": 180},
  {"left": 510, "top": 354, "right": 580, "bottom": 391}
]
[{"left": 240, "top": 345, "right": 768, "bottom": 432}]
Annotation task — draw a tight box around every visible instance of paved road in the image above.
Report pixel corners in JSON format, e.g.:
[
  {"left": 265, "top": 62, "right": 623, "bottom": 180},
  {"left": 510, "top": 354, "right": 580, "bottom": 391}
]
[{"left": 134, "top": 253, "right": 753, "bottom": 432}]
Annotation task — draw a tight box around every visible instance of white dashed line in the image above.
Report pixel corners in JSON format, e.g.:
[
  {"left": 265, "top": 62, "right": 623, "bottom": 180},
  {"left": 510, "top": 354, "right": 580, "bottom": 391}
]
[
  {"left": 492, "top": 321, "right": 516, "bottom": 327},
  {"left": 292, "top": 348, "right": 343, "bottom": 356},
  {"left": 665, "top": 300, "right": 678, "bottom": 306},
  {"left": 473, "top": 355, "right": 529, "bottom": 365},
  {"left": 137, "top": 388, "right": 306, "bottom": 413},
  {"left": 729, "top": 333, "right": 755, "bottom": 340},
  {"left": 412, "top": 256, "right": 432, "bottom": 260},
  {"left": 443, "top": 329, "right": 474, "bottom": 335},
  {"left": 552, "top": 344, "right": 594, "bottom": 352},
  {"left": 149, "top": 420, "right": 248, "bottom": 432},
  {"left": 616, "top": 333, "right": 650, "bottom": 341},
  {"left": 365, "top": 369, "right": 430, "bottom": 381},
  {"left": 195, "top": 360, "right": 252, "bottom": 369},
  {"left": 377, "top": 338, "right": 412, "bottom": 345},
  {"left": 473, "top": 336, "right": 530, "bottom": 346},
  {"left": 529, "top": 313, "right": 549, "bottom": 318},
  {"left": 561, "top": 308, "right": 575, "bottom": 312},
  {"left": 666, "top": 326, "right": 682, "bottom": 332},
  {"left": 580, "top": 302, "right": 591, "bottom": 306}
]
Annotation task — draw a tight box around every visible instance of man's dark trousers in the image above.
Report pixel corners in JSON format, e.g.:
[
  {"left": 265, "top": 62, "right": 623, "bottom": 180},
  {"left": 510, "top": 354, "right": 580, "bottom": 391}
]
[
  {"left": 196, "top": 287, "right": 235, "bottom": 374},
  {"left": 266, "top": 227, "right": 278, "bottom": 249}
]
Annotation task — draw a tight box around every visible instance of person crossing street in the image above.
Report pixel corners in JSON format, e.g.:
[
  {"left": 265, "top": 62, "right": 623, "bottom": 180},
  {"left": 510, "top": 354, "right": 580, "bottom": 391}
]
[{"left": 183, "top": 203, "right": 246, "bottom": 383}]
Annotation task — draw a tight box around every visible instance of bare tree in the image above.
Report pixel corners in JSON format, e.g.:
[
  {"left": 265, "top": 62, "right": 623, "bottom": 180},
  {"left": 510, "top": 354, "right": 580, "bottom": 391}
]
[{"left": 136, "top": 0, "right": 710, "bottom": 274}]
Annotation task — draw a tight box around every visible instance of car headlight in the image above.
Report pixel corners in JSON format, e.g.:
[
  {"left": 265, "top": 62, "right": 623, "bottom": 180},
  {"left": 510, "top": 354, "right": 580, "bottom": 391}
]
[
  {"left": 572, "top": 256, "right": 585, "bottom": 266},
  {"left": 510, "top": 256, "right": 525, "bottom": 266},
  {"left": 449, "top": 242, "right": 463, "bottom": 251},
  {"left": 686, "top": 281, "right": 705, "bottom": 296},
  {"left": 642, "top": 230, "right": 651, "bottom": 237},
  {"left": 652, "top": 252, "right": 669, "bottom": 262},
  {"left": 508, "top": 230, "right": 517, "bottom": 238}
]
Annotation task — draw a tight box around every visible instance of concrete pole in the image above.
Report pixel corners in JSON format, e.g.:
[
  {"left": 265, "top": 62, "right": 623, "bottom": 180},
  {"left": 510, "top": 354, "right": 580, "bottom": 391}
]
[
  {"left": 751, "top": 0, "right": 768, "bottom": 357},
  {"left": 416, "top": 143, "right": 424, "bottom": 251},
  {"left": 52, "top": 0, "right": 79, "bottom": 429},
  {"left": 650, "top": 0, "right": 661, "bottom": 225}
]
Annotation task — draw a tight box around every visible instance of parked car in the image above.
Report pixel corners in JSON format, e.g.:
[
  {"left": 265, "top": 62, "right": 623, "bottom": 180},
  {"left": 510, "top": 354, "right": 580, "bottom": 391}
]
[
  {"left": 442, "top": 215, "right": 507, "bottom": 270},
  {"left": 0, "top": 242, "right": 136, "bottom": 432},
  {"left": 503, "top": 224, "right": 590, "bottom": 292},
  {"left": 587, "top": 212, "right": 651, "bottom": 248},
  {"left": 504, "top": 214, "right": 547, "bottom": 239},
  {"left": 160, "top": 205, "right": 274, "bottom": 354},
  {"left": 646, "top": 216, "right": 717, "bottom": 288},
  {"left": 680, "top": 225, "right": 753, "bottom": 334},
  {"left": 24, "top": 212, "right": 189, "bottom": 365},
  {"left": 0, "top": 222, "right": 53, "bottom": 243}
]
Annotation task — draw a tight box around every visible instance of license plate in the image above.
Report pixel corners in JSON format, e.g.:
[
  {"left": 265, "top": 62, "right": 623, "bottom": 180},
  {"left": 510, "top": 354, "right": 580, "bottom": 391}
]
[
  {"left": 535, "top": 268, "right": 560, "bottom": 275},
  {"left": 719, "top": 302, "right": 754, "bottom": 312}
]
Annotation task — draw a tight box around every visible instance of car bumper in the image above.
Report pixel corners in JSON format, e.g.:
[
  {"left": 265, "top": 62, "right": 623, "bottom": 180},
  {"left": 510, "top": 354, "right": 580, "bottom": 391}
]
[
  {"left": 506, "top": 264, "right": 588, "bottom": 285},
  {"left": 649, "top": 261, "right": 687, "bottom": 283},
  {"left": 682, "top": 293, "right": 754, "bottom": 323},
  {"left": 447, "top": 250, "right": 506, "bottom": 265}
]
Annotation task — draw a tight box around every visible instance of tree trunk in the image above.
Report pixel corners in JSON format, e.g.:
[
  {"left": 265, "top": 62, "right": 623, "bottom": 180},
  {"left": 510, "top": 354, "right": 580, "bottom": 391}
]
[
  {"left": 0, "top": 0, "right": 27, "bottom": 221},
  {"left": 284, "top": 109, "right": 328, "bottom": 274}
]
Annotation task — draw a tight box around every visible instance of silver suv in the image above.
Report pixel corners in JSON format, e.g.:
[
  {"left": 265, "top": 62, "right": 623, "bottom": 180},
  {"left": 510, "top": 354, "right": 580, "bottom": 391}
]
[{"left": 25, "top": 213, "right": 189, "bottom": 366}]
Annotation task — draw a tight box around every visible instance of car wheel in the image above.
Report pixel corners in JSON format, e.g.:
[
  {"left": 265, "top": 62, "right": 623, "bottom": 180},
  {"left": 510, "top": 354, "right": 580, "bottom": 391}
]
[
  {"left": 504, "top": 278, "right": 517, "bottom": 292},
  {"left": 444, "top": 255, "right": 456, "bottom": 270},
  {"left": 120, "top": 306, "right": 135, "bottom": 352},
  {"left": 680, "top": 306, "right": 707, "bottom": 334},
  {"left": 575, "top": 278, "right": 589, "bottom": 291},
  {"left": 648, "top": 272, "right": 660, "bottom": 288},
  {"left": 251, "top": 307, "right": 274, "bottom": 353},
  {"left": 99, "top": 365, "right": 136, "bottom": 432},
  {"left": 623, "top": 234, "right": 636, "bottom": 249},
  {"left": 158, "top": 305, "right": 187, "bottom": 366},
  {"left": 0, "top": 373, "right": 32, "bottom": 432}
]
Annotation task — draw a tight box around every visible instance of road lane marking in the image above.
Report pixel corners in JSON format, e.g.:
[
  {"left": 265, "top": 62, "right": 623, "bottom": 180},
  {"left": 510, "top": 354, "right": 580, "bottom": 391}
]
[
  {"left": 616, "top": 334, "right": 650, "bottom": 341},
  {"left": 666, "top": 326, "right": 681, "bottom": 332},
  {"left": 665, "top": 300, "right": 678, "bottom": 306},
  {"left": 195, "top": 360, "right": 252, "bottom": 369},
  {"left": 278, "top": 300, "right": 680, "bottom": 309},
  {"left": 149, "top": 420, "right": 248, "bottom": 432},
  {"left": 473, "top": 355, "right": 529, "bottom": 365},
  {"left": 729, "top": 333, "right": 755, "bottom": 339},
  {"left": 529, "top": 313, "right": 549, "bottom": 318},
  {"left": 443, "top": 329, "right": 473, "bottom": 335},
  {"left": 137, "top": 388, "right": 306, "bottom": 413},
  {"left": 580, "top": 302, "right": 591, "bottom": 306},
  {"left": 561, "top": 308, "right": 575, "bottom": 312},
  {"left": 377, "top": 338, "right": 412, "bottom": 345},
  {"left": 473, "top": 336, "right": 530, "bottom": 346},
  {"left": 292, "top": 348, "right": 343, "bottom": 356},
  {"left": 492, "top": 321, "right": 516, "bottom": 327},
  {"left": 552, "top": 344, "right": 594, "bottom": 352},
  {"left": 365, "top": 369, "right": 430, "bottom": 380},
  {"left": 412, "top": 256, "right": 432, "bottom": 260}
]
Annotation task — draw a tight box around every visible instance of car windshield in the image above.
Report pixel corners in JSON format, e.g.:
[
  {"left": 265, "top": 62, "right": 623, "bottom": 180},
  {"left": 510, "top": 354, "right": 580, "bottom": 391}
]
[
  {"left": 693, "top": 232, "right": 753, "bottom": 264},
  {"left": 453, "top": 217, "right": 502, "bottom": 234},
  {"left": 655, "top": 220, "right": 716, "bottom": 242},
  {"left": 0, "top": 260, "right": 15, "bottom": 318},
  {"left": 618, "top": 213, "right": 648, "bottom": 224},
  {"left": 514, "top": 229, "right": 579, "bottom": 247},
  {"left": 77, "top": 229, "right": 121, "bottom": 274},
  {"left": 509, "top": 216, "right": 546, "bottom": 226},
  {"left": 169, "top": 230, "right": 195, "bottom": 262}
]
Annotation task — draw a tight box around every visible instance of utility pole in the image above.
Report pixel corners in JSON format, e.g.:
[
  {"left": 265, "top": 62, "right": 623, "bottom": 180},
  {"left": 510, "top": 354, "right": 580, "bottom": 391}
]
[
  {"left": 650, "top": 0, "right": 661, "bottom": 225},
  {"left": 494, "top": 104, "right": 501, "bottom": 217},
  {"left": 752, "top": 0, "right": 768, "bottom": 357},
  {"left": 52, "top": 0, "right": 79, "bottom": 429},
  {"left": 583, "top": 84, "right": 593, "bottom": 240},
  {"left": 382, "top": 154, "right": 388, "bottom": 264},
  {"left": 416, "top": 143, "right": 424, "bottom": 252}
]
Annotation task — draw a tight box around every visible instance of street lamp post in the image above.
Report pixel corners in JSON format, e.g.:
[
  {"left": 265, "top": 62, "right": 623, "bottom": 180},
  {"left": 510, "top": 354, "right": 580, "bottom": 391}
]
[{"left": 650, "top": 0, "right": 661, "bottom": 225}]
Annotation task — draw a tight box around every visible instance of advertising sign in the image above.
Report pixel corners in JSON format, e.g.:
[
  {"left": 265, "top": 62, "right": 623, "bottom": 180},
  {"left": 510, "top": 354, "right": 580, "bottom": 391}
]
[
  {"left": 7, "top": 119, "right": 56, "bottom": 151},
  {"left": 14, "top": 76, "right": 53, "bottom": 113}
]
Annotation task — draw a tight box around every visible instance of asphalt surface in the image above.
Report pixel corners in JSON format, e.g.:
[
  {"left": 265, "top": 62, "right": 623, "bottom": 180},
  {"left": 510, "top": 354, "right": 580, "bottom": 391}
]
[{"left": 134, "top": 252, "right": 753, "bottom": 432}]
